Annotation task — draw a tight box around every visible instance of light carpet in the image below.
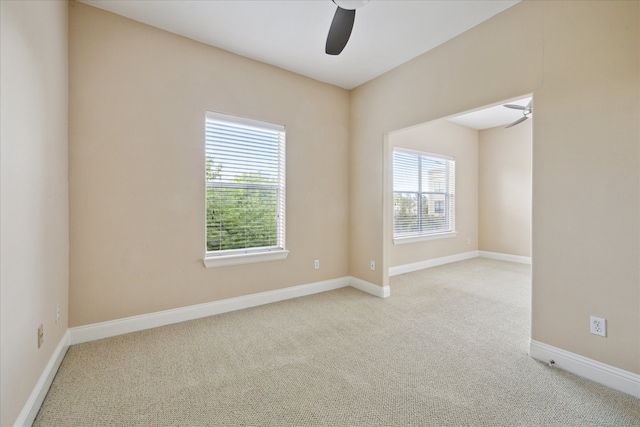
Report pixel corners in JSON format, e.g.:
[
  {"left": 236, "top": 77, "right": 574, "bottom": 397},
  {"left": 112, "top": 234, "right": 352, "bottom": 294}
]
[{"left": 34, "top": 258, "right": 640, "bottom": 426}]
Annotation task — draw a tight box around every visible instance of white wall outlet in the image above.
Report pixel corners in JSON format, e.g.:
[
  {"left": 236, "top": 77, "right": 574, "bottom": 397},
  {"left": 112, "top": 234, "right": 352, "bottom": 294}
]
[
  {"left": 590, "top": 316, "right": 606, "bottom": 337},
  {"left": 370, "top": 260, "right": 375, "bottom": 271},
  {"left": 466, "top": 237, "right": 471, "bottom": 245},
  {"left": 314, "top": 259, "right": 320, "bottom": 270},
  {"left": 56, "top": 304, "right": 61, "bottom": 324}
]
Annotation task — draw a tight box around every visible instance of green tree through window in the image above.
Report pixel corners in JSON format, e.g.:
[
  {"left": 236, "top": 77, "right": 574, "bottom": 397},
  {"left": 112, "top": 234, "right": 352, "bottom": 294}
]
[{"left": 205, "top": 112, "right": 285, "bottom": 254}]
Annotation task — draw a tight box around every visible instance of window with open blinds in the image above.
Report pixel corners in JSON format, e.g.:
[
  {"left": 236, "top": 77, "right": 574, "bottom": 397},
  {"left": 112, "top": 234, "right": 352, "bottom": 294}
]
[
  {"left": 205, "top": 112, "right": 285, "bottom": 256},
  {"left": 393, "top": 148, "right": 455, "bottom": 239}
]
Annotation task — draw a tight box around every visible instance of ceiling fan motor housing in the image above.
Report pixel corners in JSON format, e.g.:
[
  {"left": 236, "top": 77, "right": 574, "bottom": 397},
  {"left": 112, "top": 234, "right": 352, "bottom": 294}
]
[{"left": 333, "top": 0, "right": 370, "bottom": 11}]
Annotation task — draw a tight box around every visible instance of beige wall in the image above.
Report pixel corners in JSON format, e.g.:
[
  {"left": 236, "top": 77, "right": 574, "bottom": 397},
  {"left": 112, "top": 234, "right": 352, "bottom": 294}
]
[
  {"left": 388, "top": 121, "right": 478, "bottom": 267},
  {"left": 479, "top": 120, "right": 532, "bottom": 257},
  {"left": 0, "top": 1, "right": 69, "bottom": 425},
  {"left": 69, "top": 3, "right": 350, "bottom": 327},
  {"left": 351, "top": 1, "right": 639, "bottom": 373}
]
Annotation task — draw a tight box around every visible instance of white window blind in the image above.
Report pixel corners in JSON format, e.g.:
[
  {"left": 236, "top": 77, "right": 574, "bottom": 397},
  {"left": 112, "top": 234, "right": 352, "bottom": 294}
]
[
  {"left": 206, "top": 112, "right": 285, "bottom": 255},
  {"left": 393, "top": 148, "right": 455, "bottom": 238}
]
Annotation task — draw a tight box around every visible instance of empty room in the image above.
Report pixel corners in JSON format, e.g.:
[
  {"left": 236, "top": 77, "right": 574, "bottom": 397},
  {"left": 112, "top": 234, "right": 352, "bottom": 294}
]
[{"left": 1, "top": 1, "right": 639, "bottom": 426}]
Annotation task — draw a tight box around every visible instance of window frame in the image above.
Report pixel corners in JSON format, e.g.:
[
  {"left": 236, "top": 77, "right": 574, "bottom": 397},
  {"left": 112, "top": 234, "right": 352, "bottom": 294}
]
[
  {"left": 392, "top": 147, "right": 456, "bottom": 245},
  {"left": 203, "top": 111, "right": 288, "bottom": 268}
]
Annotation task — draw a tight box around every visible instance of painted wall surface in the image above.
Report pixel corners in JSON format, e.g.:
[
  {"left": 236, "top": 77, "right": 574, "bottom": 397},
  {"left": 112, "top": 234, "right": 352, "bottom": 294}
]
[
  {"left": 351, "top": 1, "right": 639, "bottom": 373},
  {"left": 388, "top": 121, "right": 478, "bottom": 268},
  {"left": 69, "top": 3, "right": 350, "bottom": 327},
  {"left": 478, "top": 120, "right": 532, "bottom": 257},
  {"left": 0, "top": 1, "right": 69, "bottom": 425}
]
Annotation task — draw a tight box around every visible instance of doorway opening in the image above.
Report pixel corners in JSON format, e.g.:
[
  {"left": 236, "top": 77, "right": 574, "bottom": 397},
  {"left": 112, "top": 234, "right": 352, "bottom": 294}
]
[
  {"left": 384, "top": 95, "right": 533, "bottom": 276},
  {"left": 382, "top": 94, "right": 534, "bottom": 347}
]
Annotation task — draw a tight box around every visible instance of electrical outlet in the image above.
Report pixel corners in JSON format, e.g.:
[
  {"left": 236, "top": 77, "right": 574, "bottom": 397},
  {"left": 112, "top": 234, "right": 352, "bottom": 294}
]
[
  {"left": 314, "top": 259, "right": 320, "bottom": 270},
  {"left": 370, "top": 260, "right": 375, "bottom": 271},
  {"left": 590, "top": 316, "right": 606, "bottom": 337},
  {"left": 466, "top": 237, "right": 471, "bottom": 245},
  {"left": 37, "top": 324, "right": 44, "bottom": 348},
  {"left": 56, "top": 304, "right": 60, "bottom": 324}
]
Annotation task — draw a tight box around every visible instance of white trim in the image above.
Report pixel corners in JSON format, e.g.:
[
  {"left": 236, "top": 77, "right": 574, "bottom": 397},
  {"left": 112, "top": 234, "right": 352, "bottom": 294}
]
[
  {"left": 393, "top": 146, "right": 454, "bottom": 161},
  {"left": 70, "top": 276, "right": 391, "bottom": 345},
  {"left": 206, "top": 110, "right": 284, "bottom": 132},
  {"left": 393, "top": 231, "right": 457, "bottom": 245},
  {"left": 71, "top": 276, "right": 376, "bottom": 345},
  {"left": 478, "top": 250, "right": 531, "bottom": 265},
  {"left": 529, "top": 339, "right": 640, "bottom": 398},
  {"left": 203, "top": 249, "right": 289, "bottom": 268},
  {"left": 388, "top": 250, "right": 479, "bottom": 276},
  {"left": 349, "top": 276, "right": 391, "bottom": 298},
  {"left": 14, "top": 331, "right": 69, "bottom": 427}
]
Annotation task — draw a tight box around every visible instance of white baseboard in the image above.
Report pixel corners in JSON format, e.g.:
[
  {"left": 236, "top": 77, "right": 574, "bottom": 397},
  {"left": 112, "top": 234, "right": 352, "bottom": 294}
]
[
  {"left": 69, "top": 276, "right": 391, "bottom": 345},
  {"left": 70, "top": 277, "right": 352, "bottom": 345},
  {"left": 479, "top": 250, "right": 531, "bottom": 265},
  {"left": 14, "top": 331, "right": 69, "bottom": 427},
  {"left": 388, "top": 251, "right": 479, "bottom": 277},
  {"left": 529, "top": 339, "right": 640, "bottom": 398},
  {"left": 349, "top": 276, "right": 390, "bottom": 298}
]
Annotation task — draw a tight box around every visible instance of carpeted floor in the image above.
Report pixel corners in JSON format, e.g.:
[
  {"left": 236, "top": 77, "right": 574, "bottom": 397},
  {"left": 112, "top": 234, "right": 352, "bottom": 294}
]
[{"left": 34, "top": 258, "right": 640, "bottom": 426}]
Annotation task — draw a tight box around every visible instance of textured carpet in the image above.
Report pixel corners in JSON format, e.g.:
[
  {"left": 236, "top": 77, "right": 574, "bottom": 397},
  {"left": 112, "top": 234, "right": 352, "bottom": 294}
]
[{"left": 35, "top": 258, "right": 640, "bottom": 426}]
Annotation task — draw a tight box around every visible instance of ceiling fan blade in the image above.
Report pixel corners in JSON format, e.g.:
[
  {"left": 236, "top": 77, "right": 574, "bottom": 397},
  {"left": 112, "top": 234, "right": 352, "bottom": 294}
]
[
  {"left": 325, "top": 6, "right": 356, "bottom": 55},
  {"left": 503, "top": 104, "right": 526, "bottom": 110},
  {"left": 505, "top": 116, "right": 529, "bottom": 128}
]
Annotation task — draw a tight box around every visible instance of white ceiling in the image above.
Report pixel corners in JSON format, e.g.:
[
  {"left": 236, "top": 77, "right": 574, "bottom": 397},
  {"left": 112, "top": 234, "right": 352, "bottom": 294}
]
[{"left": 79, "top": 0, "right": 519, "bottom": 91}]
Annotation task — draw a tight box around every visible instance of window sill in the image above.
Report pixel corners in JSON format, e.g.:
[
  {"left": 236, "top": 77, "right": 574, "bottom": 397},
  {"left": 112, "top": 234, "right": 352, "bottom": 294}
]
[
  {"left": 203, "top": 249, "right": 289, "bottom": 268},
  {"left": 394, "top": 231, "right": 457, "bottom": 245}
]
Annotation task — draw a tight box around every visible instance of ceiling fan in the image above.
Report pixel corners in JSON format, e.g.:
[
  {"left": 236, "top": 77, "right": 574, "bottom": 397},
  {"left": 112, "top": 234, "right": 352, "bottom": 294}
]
[
  {"left": 325, "top": 0, "right": 370, "bottom": 55},
  {"left": 503, "top": 99, "right": 532, "bottom": 128}
]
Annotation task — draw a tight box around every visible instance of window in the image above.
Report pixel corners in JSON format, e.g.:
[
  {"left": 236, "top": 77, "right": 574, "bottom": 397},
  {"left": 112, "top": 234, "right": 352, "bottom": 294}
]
[
  {"left": 393, "top": 148, "right": 455, "bottom": 242},
  {"left": 204, "top": 112, "right": 287, "bottom": 267}
]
